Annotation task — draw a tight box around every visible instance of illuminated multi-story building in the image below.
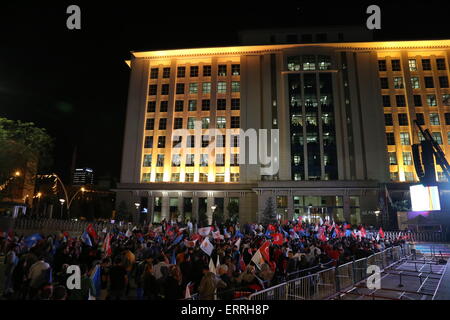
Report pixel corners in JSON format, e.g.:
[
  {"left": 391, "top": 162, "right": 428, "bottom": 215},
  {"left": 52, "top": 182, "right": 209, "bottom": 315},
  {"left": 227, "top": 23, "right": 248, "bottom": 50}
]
[
  {"left": 73, "top": 168, "right": 94, "bottom": 186},
  {"left": 116, "top": 38, "right": 450, "bottom": 226}
]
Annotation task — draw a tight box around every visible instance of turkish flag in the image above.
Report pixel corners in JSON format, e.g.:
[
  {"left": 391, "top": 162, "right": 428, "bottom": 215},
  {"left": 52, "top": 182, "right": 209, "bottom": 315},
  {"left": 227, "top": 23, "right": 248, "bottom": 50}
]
[
  {"left": 268, "top": 224, "right": 276, "bottom": 232},
  {"left": 260, "top": 241, "right": 271, "bottom": 262},
  {"left": 272, "top": 233, "right": 284, "bottom": 245},
  {"left": 379, "top": 227, "right": 385, "bottom": 239},
  {"left": 86, "top": 224, "right": 98, "bottom": 240}
]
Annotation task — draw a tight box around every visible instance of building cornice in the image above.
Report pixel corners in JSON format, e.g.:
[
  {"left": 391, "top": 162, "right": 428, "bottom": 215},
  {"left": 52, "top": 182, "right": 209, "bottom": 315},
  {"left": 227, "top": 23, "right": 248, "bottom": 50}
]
[{"left": 129, "top": 40, "right": 450, "bottom": 60}]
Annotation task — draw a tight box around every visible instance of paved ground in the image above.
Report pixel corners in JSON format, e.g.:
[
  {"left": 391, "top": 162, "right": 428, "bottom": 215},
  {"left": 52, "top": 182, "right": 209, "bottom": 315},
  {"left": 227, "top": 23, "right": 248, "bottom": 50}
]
[{"left": 335, "top": 249, "right": 448, "bottom": 300}]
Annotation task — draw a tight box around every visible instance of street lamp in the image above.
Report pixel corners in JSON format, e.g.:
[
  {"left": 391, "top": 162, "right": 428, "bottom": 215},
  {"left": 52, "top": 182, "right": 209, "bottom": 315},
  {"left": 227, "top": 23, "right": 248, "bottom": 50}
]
[
  {"left": 211, "top": 205, "right": 217, "bottom": 225},
  {"left": 59, "top": 199, "right": 66, "bottom": 219}
]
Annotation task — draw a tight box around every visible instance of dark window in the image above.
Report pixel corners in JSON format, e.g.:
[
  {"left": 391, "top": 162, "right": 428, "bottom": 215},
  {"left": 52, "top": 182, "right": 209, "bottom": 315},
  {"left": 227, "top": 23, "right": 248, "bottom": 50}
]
[
  {"left": 145, "top": 118, "right": 155, "bottom": 130},
  {"left": 190, "top": 66, "right": 199, "bottom": 77},
  {"left": 422, "top": 59, "right": 431, "bottom": 70},
  {"left": 231, "top": 116, "right": 240, "bottom": 128},
  {"left": 150, "top": 68, "right": 158, "bottom": 79},
  {"left": 316, "top": 33, "right": 327, "bottom": 42},
  {"left": 144, "top": 136, "right": 153, "bottom": 148},
  {"left": 147, "top": 101, "right": 156, "bottom": 112},
  {"left": 416, "top": 113, "right": 425, "bottom": 125},
  {"left": 174, "top": 118, "right": 183, "bottom": 129},
  {"left": 175, "top": 100, "right": 184, "bottom": 112},
  {"left": 201, "top": 99, "right": 210, "bottom": 111},
  {"left": 161, "top": 84, "right": 169, "bottom": 95},
  {"left": 160, "top": 101, "right": 168, "bottom": 112},
  {"left": 231, "top": 135, "right": 239, "bottom": 147},
  {"left": 286, "top": 34, "right": 298, "bottom": 43},
  {"left": 398, "top": 113, "right": 409, "bottom": 126},
  {"left": 301, "top": 34, "right": 313, "bottom": 43},
  {"left": 159, "top": 118, "right": 167, "bottom": 130},
  {"left": 445, "top": 113, "right": 450, "bottom": 125},
  {"left": 162, "top": 67, "right": 170, "bottom": 78},
  {"left": 439, "top": 76, "right": 449, "bottom": 88},
  {"left": 386, "top": 132, "right": 395, "bottom": 145},
  {"left": 217, "top": 99, "right": 226, "bottom": 110},
  {"left": 187, "top": 136, "right": 195, "bottom": 148},
  {"left": 149, "top": 85, "right": 157, "bottom": 95},
  {"left": 378, "top": 60, "right": 387, "bottom": 71},
  {"left": 232, "top": 64, "right": 240, "bottom": 76},
  {"left": 231, "top": 98, "right": 240, "bottom": 110},
  {"left": 157, "top": 136, "right": 166, "bottom": 148},
  {"left": 396, "top": 95, "right": 406, "bottom": 107},
  {"left": 201, "top": 135, "right": 210, "bottom": 148},
  {"left": 177, "top": 66, "right": 186, "bottom": 78},
  {"left": 176, "top": 83, "right": 185, "bottom": 94},
  {"left": 424, "top": 77, "right": 434, "bottom": 88},
  {"left": 203, "top": 65, "right": 211, "bottom": 77},
  {"left": 380, "top": 78, "right": 389, "bottom": 89},
  {"left": 384, "top": 114, "right": 393, "bottom": 126},
  {"left": 414, "top": 95, "right": 422, "bottom": 106},
  {"left": 391, "top": 59, "right": 401, "bottom": 71},
  {"left": 382, "top": 95, "right": 391, "bottom": 107},
  {"left": 437, "top": 58, "right": 446, "bottom": 70},
  {"left": 218, "top": 65, "right": 227, "bottom": 76}
]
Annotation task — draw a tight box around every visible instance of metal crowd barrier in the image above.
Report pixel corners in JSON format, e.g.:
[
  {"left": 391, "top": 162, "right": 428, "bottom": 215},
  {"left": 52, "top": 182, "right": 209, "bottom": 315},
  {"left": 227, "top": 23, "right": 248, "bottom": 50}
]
[{"left": 248, "top": 244, "right": 412, "bottom": 300}]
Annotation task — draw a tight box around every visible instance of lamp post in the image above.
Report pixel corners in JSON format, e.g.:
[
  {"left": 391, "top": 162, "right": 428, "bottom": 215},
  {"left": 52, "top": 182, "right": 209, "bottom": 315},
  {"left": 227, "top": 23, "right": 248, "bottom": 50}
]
[
  {"left": 134, "top": 202, "right": 141, "bottom": 225},
  {"left": 67, "top": 187, "right": 86, "bottom": 219},
  {"left": 59, "top": 199, "right": 66, "bottom": 219},
  {"left": 211, "top": 205, "right": 217, "bottom": 225}
]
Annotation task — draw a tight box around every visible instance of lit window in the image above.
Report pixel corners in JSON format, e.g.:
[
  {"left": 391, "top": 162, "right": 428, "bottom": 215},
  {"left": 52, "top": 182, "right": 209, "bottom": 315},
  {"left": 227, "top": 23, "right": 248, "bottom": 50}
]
[
  {"left": 404, "top": 172, "right": 414, "bottom": 181},
  {"left": 186, "top": 154, "right": 195, "bottom": 166},
  {"left": 216, "top": 117, "right": 226, "bottom": 129},
  {"left": 400, "top": 132, "right": 410, "bottom": 145},
  {"left": 231, "top": 82, "right": 240, "bottom": 93},
  {"left": 411, "top": 77, "right": 420, "bottom": 89},
  {"left": 216, "top": 154, "right": 225, "bottom": 166},
  {"left": 202, "top": 82, "right": 211, "bottom": 94},
  {"left": 188, "top": 100, "right": 197, "bottom": 111},
  {"left": 232, "top": 64, "right": 240, "bottom": 76},
  {"left": 388, "top": 152, "right": 397, "bottom": 165},
  {"left": 189, "top": 83, "right": 198, "bottom": 94},
  {"left": 432, "top": 132, "right": 443, "bottom": 145},
  {"left": 171, "top": 173, "right": 180, "bottom": 182},
  {"left": 142, "top": 173, "right": 151, "bottom": 182},
  {"left": 217, "top": 82, "right": 227, "bottom": 93},
  {"left": 230, "top": 173, "right": 239, "bottom": 182},
  {"left": 156, "top": 154, "right": 164, "bottom": 167},
  {"left": 202, "top": 117, "right": 210, "bottom": 129},
  {"left": 402, "top": 152, "right": 412, "bottom": 165},
  {"left": 393, "top": 77, "right": 404, "bottom": 89},
  {"left": 218, "top": 65, "right": 227, "bottom": 76},
  {"left": 430, "top": 113, "right": 440, "bottom": 125},
  {"left": 143, "top": 154, "right": 152, "bottom": 167},
  {"left": 187, "top": 117, "right": 195, "bottom": 129},
  {"left": 427, "top": 95, "right": 437, "bottom": 106},
  {"left": 200, "top": 154, "right": 208, "bottom": 167},
  {"left": 302, "top": 55, "right": 316, "bottom": 70},
  {"left": 408, "top": 59, "right": 417, "bottom": 71},
  {"left": 172, "top": 154, "right": 181, "bottom": 167},
  {"left": 155, "top": 173, "right": 163, "bottom": 182}
]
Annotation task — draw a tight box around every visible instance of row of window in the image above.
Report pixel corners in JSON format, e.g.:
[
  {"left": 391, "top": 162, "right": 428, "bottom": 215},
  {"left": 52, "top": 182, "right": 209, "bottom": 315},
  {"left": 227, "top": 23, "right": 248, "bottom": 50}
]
[
  {"left": 150, "top": 64, "right": 240, "bottom": 79},
  {"left": 380, "top": 76, "right": 449, "bottom": 89},
  {"left": 145, "top": 116, "right": 240, "bottom": 131},
  {"left": 287, "top": 55, "right": 332, "bottom": 71},
  {"left": 390, "top": 171, "right": 447, "bottom": 182},
  {"left": 142, "top": 153, "right": 240, "bottom": 167},
  {"left": 148, "top": 82, "right": 240, "bottom": 95},
  {"left": 147, "top": 98, "right": 240, "bottom": 112},
  {"left": 384, "top": 113, "right": 450, "bottom": 126},
  {"left": 386, "top": 131, "right": 450, "bottom": 145},
  {"left": 144, "top": 134, "right": 240, "bottom": 149},
  {"left": 382, "top": 94, "right": 450, "bottom": 107},
  {"left": 378, "top": 58, "right": 447, "bottom": 72},
  {"left": 142, "top": 172, "right": 240, "bottom": 183}
]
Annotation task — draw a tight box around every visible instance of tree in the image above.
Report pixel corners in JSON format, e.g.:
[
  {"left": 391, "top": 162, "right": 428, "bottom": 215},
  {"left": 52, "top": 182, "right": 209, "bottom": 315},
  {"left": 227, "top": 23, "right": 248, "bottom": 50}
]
[
  {"left": 227, "top": 201, "right": 239, "bottom": 223},
  {"left": 0, "top": 118, "right": 53, "bottom": 200},
  {"left": 261, "top": 197, "right": 277, "bottom": 224}
]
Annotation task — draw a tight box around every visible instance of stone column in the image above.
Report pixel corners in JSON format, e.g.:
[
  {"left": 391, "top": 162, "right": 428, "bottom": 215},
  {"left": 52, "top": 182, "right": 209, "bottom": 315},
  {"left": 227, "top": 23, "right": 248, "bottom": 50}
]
[
  {"left": 178, "top": 192, "right": 184, "bottom": 222},
  {"left": 161, "top": 194, "right": 170, "bottom": 221},
  {"left": 207, "top": 196, "right": 215, "bottom": 225},
  {"left": 287, "top": 191, "right": 294, "bottom": 221},
  {"left": 147, "top": 192, "right": 154, "bottom": 224},
  {"left": 343, "top": 194, "right": 351, "bottom": 223},
  {"left": 192, "top": 193, "right": 199, "bottom": 224}
]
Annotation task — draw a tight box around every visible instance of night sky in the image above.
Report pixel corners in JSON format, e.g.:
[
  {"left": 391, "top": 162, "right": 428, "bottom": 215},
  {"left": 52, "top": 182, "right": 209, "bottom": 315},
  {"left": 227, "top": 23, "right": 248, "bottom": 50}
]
[{"left": 1, "top": 1, "right": 450, "bottom": 185}]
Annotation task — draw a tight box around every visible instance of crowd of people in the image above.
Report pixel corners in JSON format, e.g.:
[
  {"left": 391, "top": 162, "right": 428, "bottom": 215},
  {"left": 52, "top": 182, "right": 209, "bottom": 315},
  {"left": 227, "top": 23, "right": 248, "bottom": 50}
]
[{"left": 0, "top": 218, "right": 408, "bottom": 300}]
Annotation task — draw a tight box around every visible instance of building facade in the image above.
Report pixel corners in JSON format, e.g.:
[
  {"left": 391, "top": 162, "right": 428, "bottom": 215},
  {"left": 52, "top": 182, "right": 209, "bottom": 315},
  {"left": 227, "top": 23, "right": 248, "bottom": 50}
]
[{"left": 116, "top": 40, "right": 450, "bottom": 226}]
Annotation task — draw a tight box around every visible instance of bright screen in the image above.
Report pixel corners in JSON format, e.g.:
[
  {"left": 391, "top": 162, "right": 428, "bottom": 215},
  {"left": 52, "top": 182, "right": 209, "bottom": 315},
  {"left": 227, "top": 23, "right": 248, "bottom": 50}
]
[{"left": 410, "top": 184, "right": 441, "bottom": 211}]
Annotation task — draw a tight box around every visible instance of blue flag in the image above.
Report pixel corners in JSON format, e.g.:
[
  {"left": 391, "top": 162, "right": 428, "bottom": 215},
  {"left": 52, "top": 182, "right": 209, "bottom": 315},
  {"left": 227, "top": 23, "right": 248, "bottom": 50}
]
[
  {"left": 170, "top": 250, "right": 177, "bottom": 265},
  {"left": 24, "top": 233, "right": 43, "bottom": 248},
  {"left": 81, "top": 231, "right": 92, "bottom": 246},
  {"left": 235, "top": 230, "right": 244, "bottom": 238},
  {"left": 173, "top": 234, "right": 184, "bottom": 245},
  {"left": 90, "top": 265, "right": 101, "bottom": 298},
  {"left": 345, "top": 229, "right": 352, "bottom": 237}
]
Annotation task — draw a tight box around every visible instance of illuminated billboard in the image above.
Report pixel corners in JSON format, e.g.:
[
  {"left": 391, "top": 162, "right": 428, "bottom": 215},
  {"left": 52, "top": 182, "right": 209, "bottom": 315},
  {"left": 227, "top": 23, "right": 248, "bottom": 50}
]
[{"left": 410, "top": 184, "right": 441, "bottom": 212}]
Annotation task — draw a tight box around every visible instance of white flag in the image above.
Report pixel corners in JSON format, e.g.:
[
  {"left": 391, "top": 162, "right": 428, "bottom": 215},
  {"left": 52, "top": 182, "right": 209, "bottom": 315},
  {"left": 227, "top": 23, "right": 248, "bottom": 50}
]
[
  {"left": 251, "top": 249, "right": 264, "bottom": 270},
  {"left": 200, "top": 237, "right": 214, "bottom": 256},
  {"left": 209, "top": 257, "right": 217, "bottom": 275},
  {"left": 198, "top": 227, "right": 212, "bottom": 237},
  {"left": 234, "top": 238, "right": 241, "bottom": 250},
  {"left": 185, "top": 282, "right": 192, "bottom": 299},
  {"left": 125, "top": 229, "right": 133, "bottom": 238},
  {"left": 216, "top": 256, "right": 221, "bottom": 271}
]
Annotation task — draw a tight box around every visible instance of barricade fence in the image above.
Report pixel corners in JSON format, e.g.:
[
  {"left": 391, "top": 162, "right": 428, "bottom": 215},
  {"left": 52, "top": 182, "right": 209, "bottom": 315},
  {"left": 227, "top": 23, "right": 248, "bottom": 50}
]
[
  {"left": 248, "top": 243, "right": 412, "bottom": 300},
  {"left": 12, "top": 218, "right": 120, "bottom": 235}
]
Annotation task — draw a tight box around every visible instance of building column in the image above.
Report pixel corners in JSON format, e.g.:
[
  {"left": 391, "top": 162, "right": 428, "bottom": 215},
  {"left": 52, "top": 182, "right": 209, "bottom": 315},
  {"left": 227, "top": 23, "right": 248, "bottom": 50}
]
[
  {"left": 192, "top": 194, "right": 199, "bottom": 225},
  {"left": 161, "top": 195, "right": 169, "bottom": 222},
  {"left": 287, "top": 191, "right": 294, "bottom": 221},
  {"left": 343, "top": 194, "right": 351, "bottom": 223},
  {"left": 178, "top": 193, "right": 184, "bottom": 222},
  {"left": 207, "top": 196, "right": 215, "bottom": 225},
  {"left": 224, "top": 194, "right": 230, "bottom": 220},
  {"left": 147, "top": 193, "right": 154, "bottom": 224}
]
